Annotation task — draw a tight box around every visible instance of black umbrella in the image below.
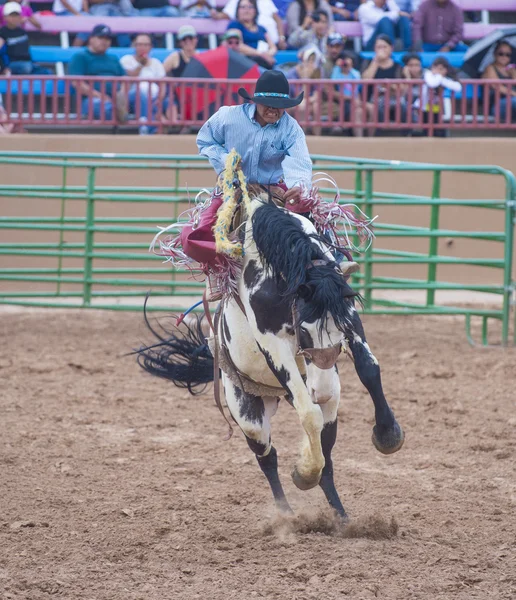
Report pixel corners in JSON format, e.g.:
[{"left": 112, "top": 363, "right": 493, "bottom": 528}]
[{"left": 462, "top": 27, "right": 516, "bottom": 77}]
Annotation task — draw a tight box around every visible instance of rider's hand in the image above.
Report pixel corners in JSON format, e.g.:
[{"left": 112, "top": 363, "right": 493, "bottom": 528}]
[{"left": 284, "top": 186, "right": 302, "bottom": 205}]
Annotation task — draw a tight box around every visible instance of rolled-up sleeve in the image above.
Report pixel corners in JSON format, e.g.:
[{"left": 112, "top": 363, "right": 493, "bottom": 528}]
[
  {"left": 282, "top": 121, "right": 312, "bottom": 188},
  {"left": 196, "top": 107, "right": 230, "bottom": 175}
]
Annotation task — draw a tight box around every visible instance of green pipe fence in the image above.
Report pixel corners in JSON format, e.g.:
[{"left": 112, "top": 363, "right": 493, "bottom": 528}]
[{"left": 0, "top": 151, "right": 514, "bottom": 346}]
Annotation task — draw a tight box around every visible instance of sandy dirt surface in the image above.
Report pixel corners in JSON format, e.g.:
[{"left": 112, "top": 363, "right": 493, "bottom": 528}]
[{"left": 1, "top": 309, "right": 515, "bottom": 600}]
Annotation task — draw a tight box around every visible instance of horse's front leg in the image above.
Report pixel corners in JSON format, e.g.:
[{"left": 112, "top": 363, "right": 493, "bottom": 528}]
[
  {"left": 346, "top": 305, "right": 404, "bottom": 454},
  {"left": 257, "top": 337, "right": 325, "bottom": 491}
]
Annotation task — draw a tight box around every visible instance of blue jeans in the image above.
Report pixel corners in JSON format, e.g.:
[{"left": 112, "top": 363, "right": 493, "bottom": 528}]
[
  {"left": 9, "top": 61, "right": 52, "bottom": 75},
  {"left": 128, "top": 87, "right": 159, "bottom": 133},
  {"left": 422, "top": 42, "right": 468, "bottom": 52},
  {"left": 81, "top": 97, "right": 113, "bottom": 120},
  {"left": 491, "top": 96, "right": 516, "bottom": 122},
  {"left": 139, "top": 5, "right": 179, "bottom": 16},
  {"left": 365, "top": 16, "right": 411, "bottom": 51}
]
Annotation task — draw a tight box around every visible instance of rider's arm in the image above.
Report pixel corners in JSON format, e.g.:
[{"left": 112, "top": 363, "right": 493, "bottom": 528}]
[
  {"left": 281, "top": 120, "right": 312, "bottom": 189},
  {"left": 196, "top": 106, "right": 230, "bottom": 176}
]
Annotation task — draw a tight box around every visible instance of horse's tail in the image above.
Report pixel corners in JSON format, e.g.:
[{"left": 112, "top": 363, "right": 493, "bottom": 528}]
[{"left": 134, "top": 301, "right": 214, "bottom": 396}]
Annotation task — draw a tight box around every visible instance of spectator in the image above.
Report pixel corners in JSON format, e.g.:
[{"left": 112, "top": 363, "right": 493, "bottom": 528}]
[
  {"left": 361, "top": 34, "right": 407, "bottom": 130},
  {"left": 481, "top": 41, "right": 516, "bottom": 123},
  {"left": 163, "top": 25, "right": 199, "bottom": 77},
  {"left": 133, "top": 0, "right": 179, "bottom": 17},
  {"left": 0, "top": 0, "right": 41, "bottom": 29},
  {"left": 358, "top": 0, "right": 411, "bottom": 51},
  {"left": 401, "top": 51, "right": 422, "bottom": 106},
  {"left": 416, "top": 55, "right": 461, "bottom": 135},
  {"left": 412, "top": 0, "right": 466, "bottom": 52},
  {"left": 222, "top": 26, "right": 273, "bottom": 68},
  {"left": 329, "top": 0, "right": 362, "bottom": 22},
  {"left": 0, "top": 3, "right": 50, "bottom": 74},
  {"left": 288, "top": 8, "right": 330, "bottom": 54},
  {"left": 226, "top": 0, "right": 277, "bottom": 68},
  {"left": 286, "top": 0, "right": 333, "bottom": 38},
  {"left": 181, "top": 0, "right": 214, "bottom": 18},
  {"left": 331, "top": 49, "right": 363, "bottom": 134},
  {"left": 285, "top": 46, "right": 322, "bottom": 131},
  {"left": 213, "top": 0, "right": 285, "bottom": 48},
  {"left": 119, "top": 34, "right": 165, "bottom": 135},
  {"left": 52, "top": 0, "right": 89, "bottom": 47},
  {"left": 68, "top": 24, "right": 125, "bottom": 121},
  {"left": 321, "top": 31, "right": 345, "bottom": 77}
]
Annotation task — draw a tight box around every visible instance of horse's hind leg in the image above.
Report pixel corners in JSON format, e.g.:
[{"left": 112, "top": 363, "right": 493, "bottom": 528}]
[
  {"left": 346, "top": 306, "right": 404, "bottom": 454},
  {"left": 318, "top": 378, "right": 348, "bottom": 519},
  {"left": 222, "top": 373, "right": 292, "bottom": 513}
]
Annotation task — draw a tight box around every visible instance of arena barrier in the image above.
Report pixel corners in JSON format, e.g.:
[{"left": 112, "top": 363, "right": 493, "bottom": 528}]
[
  {"left": 0, "top": 152, "right": 514, "bottom": 345},
  {"left": 2, "top": 77, "right": 516, "bottom": 133}
]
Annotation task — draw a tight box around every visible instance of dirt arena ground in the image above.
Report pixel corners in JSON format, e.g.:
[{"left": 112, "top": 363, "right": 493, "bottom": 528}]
[{"left": 1, "top": 309, "right": 515, "bottom": 600}]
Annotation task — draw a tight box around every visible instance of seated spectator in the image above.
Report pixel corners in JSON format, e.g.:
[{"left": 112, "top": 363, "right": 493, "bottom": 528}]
[
  {"left": 222, "top": 26, "right": 274, "bottom": 68},
  {"left": 163, "top": 25, "right": 199, "bottom": 77},
  {"left": 412, "top": 0, "right": 466, "bottom": 53},
  {"left": 331, "top": 49, "right": 363, "bottom": 134},
  {"left": 213, "top": 0, "right": 285, "bottom": 48},
  {"left": 286, "top": 0, "right": 333, "bottom": 38},
  {"left": 416, "top": 55, "right": 461, "bottom": 135},
  {"left": 358, "top": 0, "right": 411, "bottom": 51},
  {"left": 133, "top": 0, "right": 179, "bottom": 17},
  {"left": 0, "top": 3, "right": 50, "bottom": 74},
  {"left": 401, "top": 51, "right": 422, "bottom": 105},
  {"left": 285, "top": 46, "right": 322, "bottom": 130},
  {"left": 482, "top": 41, "right": 516, "bottom": 123},
  {"left": 181, "top": 0, "right": 214, "bottom": 18},
  {"left": 361, "top": 34, "right": 407, "bottom": 129},
  {"left": 120, "top": 33, "right": 165, "bottom": 135},
  {"left": 329, "top": 0, "right": 362, "bottom": 22},
  {"left": 288, "top": 8, "right": 330, "bottom": 54},
  {"left": 0, "top": 0, "right": 41, "bottom": 29},
  {"left": 321, "top": 31, "right": 345, "bottom": 77},
  {"left": 68, "top": 24, "right": 125, "bottom": 121},
  {"left": 52, "top": 0, "right": 89, "bottom": 47},
  {"left": 226, "top": 0, "right": 277, "bottom": 68}
]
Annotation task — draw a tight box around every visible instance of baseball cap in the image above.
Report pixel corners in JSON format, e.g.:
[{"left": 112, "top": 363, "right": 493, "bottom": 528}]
[
  {"left": 302, "top": 45, "right": 323, "bottom": 66},
  {"left": 91, "top": 24, "right": 113, "bottom": 38},
  {"left": 177, "top": 25, "right": 197, "bottom": 40},
  {"left": 3, "top": 2, "right": 22, "bottom": 16},
  {"left": 223, "top": 29, "right": 243, "bottom": 41},
  {"left": 328, "top": 33, "right": 345, "bottom": 46}
]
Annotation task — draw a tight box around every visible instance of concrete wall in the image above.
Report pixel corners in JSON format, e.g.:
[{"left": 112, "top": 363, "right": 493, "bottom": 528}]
[{"left": 1, "top": 136, "right": 514, "bottom": 297}]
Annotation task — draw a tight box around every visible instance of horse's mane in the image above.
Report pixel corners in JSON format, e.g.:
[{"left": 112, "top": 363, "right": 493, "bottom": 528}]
[{"left": 251, "top": 200, "right": 359, "bottom": 334}]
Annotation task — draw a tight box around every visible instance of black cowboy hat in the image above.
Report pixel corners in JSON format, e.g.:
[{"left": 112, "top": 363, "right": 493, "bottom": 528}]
[{"left": 238, "top": 70, "right": 304, "bottom": 109}]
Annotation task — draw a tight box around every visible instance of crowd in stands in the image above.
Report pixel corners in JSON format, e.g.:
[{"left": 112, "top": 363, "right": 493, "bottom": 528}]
[{"left": 0, "top": 0, "right": 515, "bottom": 135}]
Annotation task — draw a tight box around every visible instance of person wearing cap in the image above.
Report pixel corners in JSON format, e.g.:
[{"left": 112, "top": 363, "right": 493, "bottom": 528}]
[
  {"left": 163, "top": 25, "right": 199, "bottom": 78},
  {"left": 68, "top": 24, "right": 126, "bottom": 120},
  {"left": 0, "top": 0, "right": 42, "bottom": 30},
  {"left": 221, "top": 28, "right": 243, "bottom": 50},
  {"left": 284, "top": 45, "right": 322, "bottom": 95},
  {"left": 288, "top": 8, "right": 330, "bottom": 54},
  {"left": 0, "top": 3, "right": 49, "bottom": 74},
  {"left": 321, "top": 31, "right": 344, "bottom": 77}
]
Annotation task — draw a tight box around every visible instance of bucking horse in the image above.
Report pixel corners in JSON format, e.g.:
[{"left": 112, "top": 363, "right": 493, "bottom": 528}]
[{"left": 136, "top": 161, "right": 404, "bottom": 520}]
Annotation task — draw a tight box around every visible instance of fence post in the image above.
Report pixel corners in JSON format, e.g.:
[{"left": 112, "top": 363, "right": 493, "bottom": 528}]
[
  {"left": 83, "top": 167, "right": 96, "bottom": 307},
  {"left": 56, "top": 157, "right": 68, "bottom": 296},
  {"left": 363, "top": 170, "right": 374, "bottom": 309},
  {"left": 503, "top": 184, "right": 515, "bottom": 346},
  {"left": 426, "top": 170, "right": 441, "bottom": 306}
]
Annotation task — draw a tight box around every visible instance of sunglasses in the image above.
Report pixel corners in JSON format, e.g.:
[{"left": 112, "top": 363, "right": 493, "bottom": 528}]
[
  {"left": 497, "top": 51, "right": 511, "bottom": 57},
  {"left": 181, "top": 36, "right": 195, "bottom": 41},
  {"left": 227, "top": 39, "right": 240, "bottom": 44}
]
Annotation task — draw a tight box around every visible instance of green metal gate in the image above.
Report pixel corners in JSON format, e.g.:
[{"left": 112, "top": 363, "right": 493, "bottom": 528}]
[{"left": 0, "top": 151, "right": 514, "bottom": 345}]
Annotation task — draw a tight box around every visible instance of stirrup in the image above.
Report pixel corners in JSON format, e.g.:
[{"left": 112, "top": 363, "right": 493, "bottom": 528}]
[{"left": 339, "top": 260, "right": 360, "bottom": 276}]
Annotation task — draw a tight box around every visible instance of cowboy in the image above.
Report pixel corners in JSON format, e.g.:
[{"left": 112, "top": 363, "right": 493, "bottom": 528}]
[{"left": 188, "top": 70, "right": 357, "bottom": 300}]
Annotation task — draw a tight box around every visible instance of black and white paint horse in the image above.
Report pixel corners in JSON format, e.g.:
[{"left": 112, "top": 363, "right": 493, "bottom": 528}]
[{"left": 138, "top": 197, "right": 404, "bottom": 519}]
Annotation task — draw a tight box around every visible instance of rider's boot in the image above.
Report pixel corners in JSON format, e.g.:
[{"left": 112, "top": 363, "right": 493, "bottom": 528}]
[{"left": 339, "top": 260, "right": 360, "bottom": 276}]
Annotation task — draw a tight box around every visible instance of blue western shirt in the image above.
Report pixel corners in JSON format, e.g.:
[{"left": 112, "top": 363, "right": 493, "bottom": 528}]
[{"left": 196, "top": 103, "right": 313, "bottom": 189}]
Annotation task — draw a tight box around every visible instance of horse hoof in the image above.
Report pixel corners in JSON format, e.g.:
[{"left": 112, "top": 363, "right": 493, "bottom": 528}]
[
  {"left": 291, "top": 466, "right": 321, "bottom": 491},
  {"left": 372, "top": 422, "right": 405, "bottom": 455}
]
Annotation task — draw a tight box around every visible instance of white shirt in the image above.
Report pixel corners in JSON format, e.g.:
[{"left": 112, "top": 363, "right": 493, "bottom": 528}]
[
  {"left": 417, "top": 68, "right": 462, "bottom": 108},
  {"left": 222, "top": 0, "right": 279, "bottom": 43},
  {"left": 119, "top": 55, "right": 166, "bottom": 96},
  {"left": 358, "top": 0, "right": 400, "bottom": 45},
  {"left": 52, "top": 0, "right": 83, "bottom": 13}
]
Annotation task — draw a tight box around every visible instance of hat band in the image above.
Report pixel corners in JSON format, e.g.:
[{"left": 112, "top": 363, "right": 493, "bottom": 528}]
[{"left": 254, "top": 92, "right": 290, "bottom": 98}]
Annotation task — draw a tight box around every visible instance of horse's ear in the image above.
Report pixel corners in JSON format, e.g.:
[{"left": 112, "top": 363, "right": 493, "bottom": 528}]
[{"left": 297, "top": 283, "right": 313, "bottom": 300}]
